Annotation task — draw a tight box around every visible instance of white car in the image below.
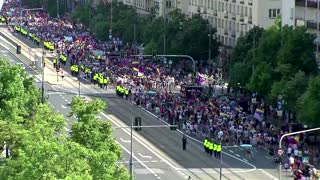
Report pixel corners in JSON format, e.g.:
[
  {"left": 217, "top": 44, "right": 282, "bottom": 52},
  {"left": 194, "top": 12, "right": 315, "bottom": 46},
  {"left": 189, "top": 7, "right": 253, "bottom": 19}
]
[{"left": 16, "top": 63, "right": 25, "bottom": 70}]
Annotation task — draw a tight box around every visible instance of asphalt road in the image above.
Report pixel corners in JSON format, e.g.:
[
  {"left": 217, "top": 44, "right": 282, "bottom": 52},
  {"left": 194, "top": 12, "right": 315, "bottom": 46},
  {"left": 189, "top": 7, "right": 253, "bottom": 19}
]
[{"left": 0, "top": 31, "right": 295, "bottom": 180}]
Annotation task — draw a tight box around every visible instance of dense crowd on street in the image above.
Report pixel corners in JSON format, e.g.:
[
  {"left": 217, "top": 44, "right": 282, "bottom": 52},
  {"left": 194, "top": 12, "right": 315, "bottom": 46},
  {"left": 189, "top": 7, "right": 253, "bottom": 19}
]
[{"left": 1, "top": 0, "right": 320, "bottom": 179}]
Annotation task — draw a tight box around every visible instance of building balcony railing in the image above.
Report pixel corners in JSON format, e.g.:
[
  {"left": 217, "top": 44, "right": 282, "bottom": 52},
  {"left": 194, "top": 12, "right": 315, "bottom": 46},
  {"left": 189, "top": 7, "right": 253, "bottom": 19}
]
[
  {"left": 224, "top": 0, "right": 228, "bottom": 1},
  {"left": 232, "top": 0, "right": 236, "bottom": 3},
  {"left": 239, "top": 16, "right": 244, "bottom": 22},
  {"left": 296, "top": 0, "right": 320, "bottom": 8},
  {"left": 248, "top": 2, "right": 253, "bottom": 6},
  {"left": 306, "top": 20, "right": 320, "bottom": 29},
  {"left": 231, "top": 31, "right": 236, "bottom": 38},
  {"left": 213, "top": 12, "right": 217, "bottom": 16},
  {"left": 240, "top": 0, "right": 245, "bottom": 5},
  {"left": 224, "top": 12, "right": 228, "bottom": 19},
  {"left": 248, "top": 16, "right": 252, "bottom": 24},
  {"left": 224, "top": 31, "right": 229, "bottom": 35},
  {"left": 231, "top": 13, "right": 236, "bottom": 20}
]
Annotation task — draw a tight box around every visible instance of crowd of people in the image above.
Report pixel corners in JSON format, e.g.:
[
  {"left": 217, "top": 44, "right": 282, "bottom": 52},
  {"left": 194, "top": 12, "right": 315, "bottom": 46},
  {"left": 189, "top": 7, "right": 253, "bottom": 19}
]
[{"left": 1, "top": 0, "right": 320, "bottom": 179}]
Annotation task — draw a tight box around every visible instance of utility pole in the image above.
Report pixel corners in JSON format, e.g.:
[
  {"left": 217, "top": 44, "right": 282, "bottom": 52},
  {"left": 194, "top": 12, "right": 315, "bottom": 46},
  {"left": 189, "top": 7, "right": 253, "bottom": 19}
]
[
  {"left": 41, "top": 49, "right": 45, "bottom": 103},
  {"left": 133, "top": 24, "right": 136, "bottom": 55},
  {"left": 129, "top": 118, "right": 133, "bottom": 180},
  {"left": 208, "top": 24, "right": 212, "bottom": 63},
  {"left": 163, "top": 0, "right": 166, "bottom": 55},
  {"left": 57, "top": 0, "right": 59, "bottom": 18},
  {"left": 114, "top": 124, "right": 178, "bottom": 180},
  {"left": 110, "top": 0, "right": 113, "bottom": 39}
]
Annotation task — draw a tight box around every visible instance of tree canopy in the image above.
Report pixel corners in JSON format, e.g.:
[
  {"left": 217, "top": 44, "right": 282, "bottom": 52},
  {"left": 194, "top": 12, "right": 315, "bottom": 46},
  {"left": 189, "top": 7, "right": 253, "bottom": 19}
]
[
  {"left": 0, "top": 58, "right": 129, "bottom": 179},
  {"left": 229, "top": 24, "right": 320, "bottom": 126}
]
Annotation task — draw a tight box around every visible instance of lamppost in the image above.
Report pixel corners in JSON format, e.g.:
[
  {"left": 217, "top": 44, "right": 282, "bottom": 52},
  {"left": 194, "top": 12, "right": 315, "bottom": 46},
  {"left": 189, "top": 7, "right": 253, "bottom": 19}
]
[
  {"left": 109, "top": 0, "right": 113, "bottom": 40},
  {"left": 114, "top": 122, "right": 178, "bottom": 180}
]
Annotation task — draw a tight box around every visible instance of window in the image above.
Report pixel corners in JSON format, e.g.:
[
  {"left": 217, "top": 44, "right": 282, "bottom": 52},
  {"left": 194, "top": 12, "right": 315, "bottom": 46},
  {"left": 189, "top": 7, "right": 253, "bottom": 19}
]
[{"left": 269, "top": 8, "right": 280, "bottom": 18}]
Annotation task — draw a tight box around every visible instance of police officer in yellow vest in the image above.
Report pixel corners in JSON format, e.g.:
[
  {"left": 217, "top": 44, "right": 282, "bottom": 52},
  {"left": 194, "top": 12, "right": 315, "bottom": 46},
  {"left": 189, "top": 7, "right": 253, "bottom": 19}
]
[
  {"left": 125, "top": 88, "right": 129, "bottom": 100},
  {"left": 216, "top": 143, "right": 222, "bottom": 159},
  {"left": 203, "top": 137, "right": 208, "bottom": 154},
  {"left": 209, "top": 141, "right": 214, "bottom": 156},
  {"left": 103, "top": 77, "right": 108, "bottom": 90},
  {"left": 213, "top": 142, "right": 218, "bottom": 158},
  {"left": 93, "top": 73, "right": 98, "bottom": 86},
  {"left": 99, "top": 77, "right": 103, "bottom": 89},
  {"left": 53, "top": 58, "right": 57, "bottom": 69}
]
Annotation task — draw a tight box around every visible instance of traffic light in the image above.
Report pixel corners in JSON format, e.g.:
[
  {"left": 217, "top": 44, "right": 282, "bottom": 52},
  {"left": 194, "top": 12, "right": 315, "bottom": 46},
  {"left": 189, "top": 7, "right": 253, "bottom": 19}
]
[
  {"left": 134, "top": 117, "right": 142, "bottom": 131},
  {"left": 16, "top": 45, "right": 21, "bottom": 54},
  {"left": 152, "top": 50, "right": 157, "bottom": 59}
]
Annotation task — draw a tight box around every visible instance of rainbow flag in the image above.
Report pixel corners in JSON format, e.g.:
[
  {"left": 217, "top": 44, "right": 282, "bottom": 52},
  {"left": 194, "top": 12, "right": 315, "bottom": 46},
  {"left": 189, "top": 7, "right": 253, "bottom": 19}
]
[
  {"left": 106, "top": 58, "right": 110, "bottom": 65},
  {"left": 146, "top": 66, "right": 153, "bottom": 71},
  {"left": 137, "top": 71, "right": 144, "bottom": 77},
  {"left": 133, "top": 67, "right": 139, "bottom": 72},
  {"left": 235, "top": 106, "right": 241, "bottom": 113},
  {"left": 209, "top": 100, "right": 218, "bottom": 109},
  {"left": 157, "top": 67, "right": 161, "bottom": 75},
  {"left": 132, "top": 61, "right": 139, "bottom": 65},
  {"left": 255, "top": 108, "right": 264, "bottom": 114},
  {"left": 220, "top": 112, "right": 229, "bottom": 118}
]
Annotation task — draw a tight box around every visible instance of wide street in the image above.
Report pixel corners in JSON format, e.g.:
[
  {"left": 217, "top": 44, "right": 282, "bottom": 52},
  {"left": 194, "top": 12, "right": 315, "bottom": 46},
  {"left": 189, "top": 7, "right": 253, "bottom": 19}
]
[{"left": 0, "top": 29, "right": 294, "bottom": 180}]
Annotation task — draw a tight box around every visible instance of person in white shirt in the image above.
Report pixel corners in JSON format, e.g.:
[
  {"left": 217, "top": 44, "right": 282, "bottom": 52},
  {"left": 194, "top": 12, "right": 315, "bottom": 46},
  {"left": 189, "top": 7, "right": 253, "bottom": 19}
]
[{"left": 287, "top": 146, "right": 292, "bottom": 157}]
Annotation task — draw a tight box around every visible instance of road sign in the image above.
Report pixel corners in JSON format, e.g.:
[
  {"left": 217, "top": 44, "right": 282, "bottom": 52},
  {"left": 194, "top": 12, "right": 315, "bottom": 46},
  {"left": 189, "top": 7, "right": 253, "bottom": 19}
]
[
  {"left": 278, "top": 149, "right": 283, "bottom": 156},
  {"left": 302, "top": 156, "right": 309, "bottom": 164}
]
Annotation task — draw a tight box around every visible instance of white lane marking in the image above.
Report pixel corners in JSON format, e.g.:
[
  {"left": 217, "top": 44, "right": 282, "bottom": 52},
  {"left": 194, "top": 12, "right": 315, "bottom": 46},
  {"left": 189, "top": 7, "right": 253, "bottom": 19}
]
[
  {"left": 3, "top": 54, "right": 7, "bottom": 56},
  {"left": 64, "top": 99, "right": 68, "bottom": 102},
  {"left": 56, "top": 109, "right": 60, "bottom": 113},
  {"left": 229, "top": 150, "right": 234, "bottom": 153},
  {"left": 141, "top": 106, "right": 258, "bottom": 170},
  {"left": 104, "top": 113, "right": 179, "bottom": 170},
  {"left": 243, "top": 159, "right": 248, "bottom": 162},
  {"left": 138, "top": 153, "right": 152, "bottom": 159},
  {"left": 47, "top": 92, "right": 67, "bottom": 95},
  {"left": 116, "top": 141, "right": 159, "bottom": 177},
  {"left": 96, "top": 116, "right": 101, "bottom": 119},
  {"left": 61, "top": 105, "right": 66, "bottom": 109},
  {"left": 61, "top": 96, "right": 65, "bottom": 99},
  {"left": 257, "top": 169, "right": 278, "bottom": 180},
  {"left": 0, "top": 37, "right": 12, "bottom": 49},
  {"left": 120, "top": 138, "right": 131, "bottom": 143},
  {"left": 178, "top": 168, "right": 256, "bottom": 174},
  {"left": 235, "top": 154, "right": 241, "bottom": 157},
  {"left": 68, "top": 101, "right": 71, "bottom": 104},
  {"left": 265, "top": 156, "right": 271, "bottom": 160},
  {"left": 117, "top": 160, "right": 163, "bottom": 164}
]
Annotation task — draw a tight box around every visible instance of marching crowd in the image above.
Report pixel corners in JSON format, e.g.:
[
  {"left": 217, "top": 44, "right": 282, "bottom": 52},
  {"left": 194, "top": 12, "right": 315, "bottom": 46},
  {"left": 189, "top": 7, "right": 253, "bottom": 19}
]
[{"left": 1, "top": 0, "right": 320, "bottom": 179}]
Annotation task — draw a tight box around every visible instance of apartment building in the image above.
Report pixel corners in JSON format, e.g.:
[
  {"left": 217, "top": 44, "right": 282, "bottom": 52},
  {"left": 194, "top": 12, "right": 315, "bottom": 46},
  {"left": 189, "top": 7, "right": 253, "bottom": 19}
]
[
  {"left": 120, "top": 0, "right": 176, "bottom": 16},
  {"left": 281, "top": 0, "right": 319, "bottom": 35},
  {"left": 179, "top": 0, "right": 281, "bottom": 48}
]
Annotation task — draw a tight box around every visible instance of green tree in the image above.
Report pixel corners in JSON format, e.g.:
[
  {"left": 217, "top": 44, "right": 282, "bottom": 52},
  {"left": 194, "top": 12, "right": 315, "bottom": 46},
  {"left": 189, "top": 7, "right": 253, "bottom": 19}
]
[
  {"left": 68, "top": 97, "right": 128, "bottom": 180},
  {"left": 297, "top": 75, "right": 320, "bottom": 127}
]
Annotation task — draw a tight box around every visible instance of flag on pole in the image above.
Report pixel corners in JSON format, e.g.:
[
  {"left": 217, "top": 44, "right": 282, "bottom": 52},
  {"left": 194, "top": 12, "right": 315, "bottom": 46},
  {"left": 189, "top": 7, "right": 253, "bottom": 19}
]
[
  {"left": 132, "top": 61, "right": 139, "bottom": 65},
  {"left": 157, "top": 67, "right": 161, "bottom": 75},
  {"left": 254, "top": 108, "right": 264, "bottom": 121},
  {"left": 220, "top": 112, "right": 229, "bottom": 118},
  {"left": 209, "top": 100, "right": 218, "bottom": 109},
  {"left": 133, "top": 67, "right": 139, "bottom": 72},
  {"left": 137, "top": 71, "right": 144, "bottom": 77}
]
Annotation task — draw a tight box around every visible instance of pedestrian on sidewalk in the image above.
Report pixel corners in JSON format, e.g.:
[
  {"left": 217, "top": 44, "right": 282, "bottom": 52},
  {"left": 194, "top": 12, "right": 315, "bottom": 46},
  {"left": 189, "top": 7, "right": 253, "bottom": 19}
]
[{"left": 182, "top": 134, "right": 187, "bottom": 151}]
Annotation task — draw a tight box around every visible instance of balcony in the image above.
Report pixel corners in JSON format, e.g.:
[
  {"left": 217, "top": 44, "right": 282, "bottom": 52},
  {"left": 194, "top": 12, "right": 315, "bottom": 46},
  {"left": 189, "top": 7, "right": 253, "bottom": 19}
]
[
  {"left": 231, "top": 13, "right": 236, "bottom": 20},
  {"left": 248, "top": 16, "right": 252, "bottom": 24},
  {"left": 296, "top": 0, "right": 319, "bottom": 8},
  {"left": 239, "top": 16, "right": 244, "bottom": 22},
  {"left": 224, "top": 12, "right": 228, "bottom": 19},
  {"left": 306, "top": 20, "right": 320, "bottom": 29},
  {"left": 240, "top": 0, "right": 244, "bottom": 5},
  {"left": 248, "top": 1, "right": 252, "bottom": 6},
  {"left": 224, "top": 31, "right": 229, "bottom": 35},
  {"left": 224, "top": 0, "right": 228, "bottom": 1},
  {"left": 232, "top": 0, "right": 236, "bottom": 3},
  {"left": 231, "top": 31, "right": 236, "bottom": 38},
  {"left": 213, "top": 12, "right": 217, "bottom": 16}
]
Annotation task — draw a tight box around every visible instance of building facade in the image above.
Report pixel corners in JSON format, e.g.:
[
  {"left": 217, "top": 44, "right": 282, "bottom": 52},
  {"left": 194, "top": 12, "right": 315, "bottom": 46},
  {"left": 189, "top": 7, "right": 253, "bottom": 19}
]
[
  {"left": 120, "top": 0, "right": 176, "bottom": 16},
  {"left": 281, "top": 0, "right": 320, "bottom": 35},
  {"left": 181, "top": 0, "right": 281, "bottom": 48}
]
